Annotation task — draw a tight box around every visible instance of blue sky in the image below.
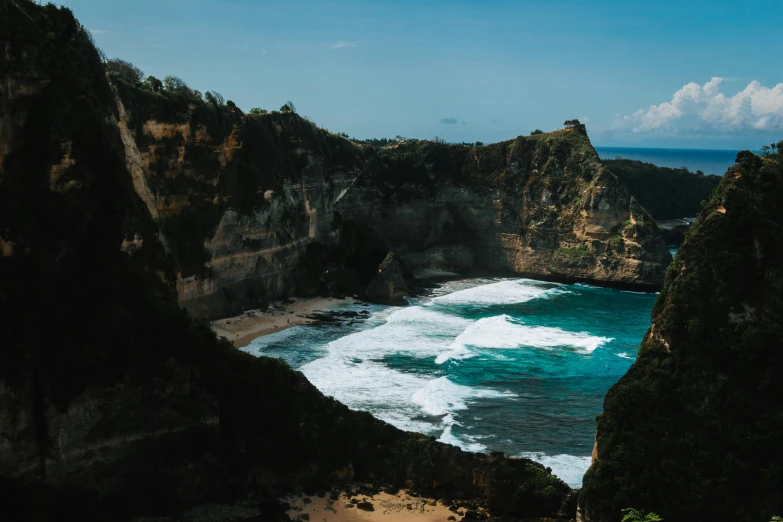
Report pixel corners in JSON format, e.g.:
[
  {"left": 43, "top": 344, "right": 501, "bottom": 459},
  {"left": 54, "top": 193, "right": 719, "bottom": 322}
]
[{"left": 58, "top": 0, "right": 783, "bottom": 149}]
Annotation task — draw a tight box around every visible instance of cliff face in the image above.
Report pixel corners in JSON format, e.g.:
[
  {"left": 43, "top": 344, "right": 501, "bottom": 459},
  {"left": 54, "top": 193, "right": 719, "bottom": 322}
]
[
  {"left": 340, "top": 135, "right": 671, "bottom": 291},
  {"left": 111, "top": 84, "right": 670, "bottom": 319},
  {"left": 580, "top": 149, "right": 783, "bottom": 522},
  {"left": 0, "top": 3, "right": 575, "bottom": 520},
  {"left": 114, "top": 80, "right": 369, "bottom": 318},
  {"left": 603, "top": 158, "right": 722, "bottom": 220}
]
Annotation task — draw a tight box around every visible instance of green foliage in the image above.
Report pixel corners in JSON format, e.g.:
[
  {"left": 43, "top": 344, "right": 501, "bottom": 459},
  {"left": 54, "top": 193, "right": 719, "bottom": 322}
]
[
  {"left": 621, "top": 508, "right": 663, "bottom": 522},
  {"left": 432, "top": 135, "right": 446, "bottom": 144},
  {"left": 557, "top": 245, "right": 591, "bottom": 259},
  {"left": 105, "top": 58, "right": 144, "bottom": 84},
  {"left": 143, "top": 75, "right": 162, "bottom": 92},
  {"left": 204, "top": 90, "right": 224, "bottom": 106},
  {"left": 280, "top": 100, "right": 297, "bottom": 113},
  {"left": 162, "top": 75, "right": 192, "bottom": 97},
  {"left": 531, "top": 129, "right": 544, "bottom": 135},
  {"left": 761, "top": 140, "right": 782, "bottom": 160},
  {"left": 249, "top": 107, "right": 267, "bottom": 115},
  {"left": 604, "top": 158, "right": 721, "bottom": 220}
]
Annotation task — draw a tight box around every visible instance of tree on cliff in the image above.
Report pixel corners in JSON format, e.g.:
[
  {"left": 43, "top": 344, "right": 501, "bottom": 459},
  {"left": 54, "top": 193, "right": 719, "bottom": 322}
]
[
  {"left": 163, "top": 75, "right": 193, "bottom": 97},
  {"left": 280, "top": 100, "right": 297, "bottom": 113},
  {"left": 106, "top": 58, "right": 144, "bottom": 84},
  {"left": 143, "top": 75, "right": 162, "bottom": 92},
  {"left": 204, "top": 90, "right": 225, "bottom": 106}
]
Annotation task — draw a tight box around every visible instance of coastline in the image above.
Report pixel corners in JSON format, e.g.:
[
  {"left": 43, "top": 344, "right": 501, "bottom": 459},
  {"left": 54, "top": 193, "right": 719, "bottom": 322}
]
[
  {"left": 211, "top": 270, "right": 660, "bottom": 350},
  {"left": 211, "top": 296, "right": 357, "bottom": 348}
]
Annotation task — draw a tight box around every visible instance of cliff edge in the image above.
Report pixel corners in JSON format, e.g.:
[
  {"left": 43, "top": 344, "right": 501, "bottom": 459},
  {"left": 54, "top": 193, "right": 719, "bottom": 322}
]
[{"left": 580, "top": 146, "right": 783, "bottom": 522}]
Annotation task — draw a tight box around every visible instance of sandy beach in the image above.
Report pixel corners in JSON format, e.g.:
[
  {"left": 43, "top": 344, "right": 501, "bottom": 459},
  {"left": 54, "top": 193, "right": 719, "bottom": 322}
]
[
  {"left": 211, "top": 296, "right": 358, "bottom": 348},
  {"left": 285, "top": 490, "right": 472, "bottom": 522}
]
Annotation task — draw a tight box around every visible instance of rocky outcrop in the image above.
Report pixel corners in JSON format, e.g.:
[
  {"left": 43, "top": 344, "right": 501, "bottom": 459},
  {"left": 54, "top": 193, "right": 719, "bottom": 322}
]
[
  {"left": 580, "top": 147, "right": 783, "bottom": 522},
  {"left": 365, "top": 252, "right": 408, "bottom": 304},
  {"left": 0, "top": 3, "right": 573, "bottom": 520}
]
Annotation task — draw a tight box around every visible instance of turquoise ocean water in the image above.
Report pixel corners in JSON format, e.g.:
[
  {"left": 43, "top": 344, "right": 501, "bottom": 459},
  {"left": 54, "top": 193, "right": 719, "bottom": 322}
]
[
  {"left": 595, "top": 146, "right": 758, "bottom": 176},
  {"left": 243, "top": 278, "right": 658, "bottom": 487}
]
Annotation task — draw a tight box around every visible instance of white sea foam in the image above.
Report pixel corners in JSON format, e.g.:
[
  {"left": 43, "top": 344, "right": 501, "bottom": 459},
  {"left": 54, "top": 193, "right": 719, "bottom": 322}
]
[
  {"left": 430, "top": 279, "right": 566, "bottom": 307},
  {"left": 615, "top": 352, "right": 635, "bottom": 360},
  {"left": 518, "top": 452, "right": 592, "bottom": 488},
  {"left": 434, "top": 344, "right": 478, "bottom": 364},
  {"left": 438, "top": 425, "right": 487, "bottom": 452},
  {"left": 300, "top": 308, "right": 515, "bottom": 434},
  {"left": 411, "top": 376, "right": 516, "bottom": 416},
  {"left": 450, "top": 314, "right": 613, "bottom": 355}
]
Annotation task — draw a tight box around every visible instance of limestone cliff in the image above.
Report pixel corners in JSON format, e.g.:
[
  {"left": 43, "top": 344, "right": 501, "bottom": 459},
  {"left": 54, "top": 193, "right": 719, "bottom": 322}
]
[
  {"left": 114, "top": 79, "right": 369, "bottom": 318},
  {"left": 603, "top": 158, "right": 722, "bottom": 220},
  {"left": 340, "top": 134, "right": 671, "bottom": 291},
  {"left": 580, "top": 147, "right": 783, "bottom": 522},
  {"left": 110, "top": 79, "right": 670, "bottom": 319},
  {"left": 0, "top": 2, "right": 574, "bottom": 520}
]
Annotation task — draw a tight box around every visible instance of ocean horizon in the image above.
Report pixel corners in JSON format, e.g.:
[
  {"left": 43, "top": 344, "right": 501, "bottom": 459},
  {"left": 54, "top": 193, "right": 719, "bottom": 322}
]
[{"left": 594, "top": 146, "right": 762, "bottom": 176}]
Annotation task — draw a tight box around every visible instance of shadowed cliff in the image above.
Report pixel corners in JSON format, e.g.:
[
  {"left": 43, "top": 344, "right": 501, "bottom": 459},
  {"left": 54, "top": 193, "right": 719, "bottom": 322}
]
[
  {"left": 602, "top": 158, "right": 721, "bottom": 221},
  {"left": 0, "top": 2, "right": 574, "bottom": 520},
  {"left": 107, "top": 67, "right": 672, "bottom": 319},
  {"left": 580, "top": 145, "right": 783, "bottom": 522}
]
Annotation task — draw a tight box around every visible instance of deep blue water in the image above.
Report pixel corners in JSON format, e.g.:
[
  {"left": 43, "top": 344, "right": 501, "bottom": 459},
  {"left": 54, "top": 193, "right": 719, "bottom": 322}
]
[
  {"left": 242, "top": 278, "right": 657, "bottom": 487},
  {"left": 594, "top": 146, "right": 758, "bottom": 176}
]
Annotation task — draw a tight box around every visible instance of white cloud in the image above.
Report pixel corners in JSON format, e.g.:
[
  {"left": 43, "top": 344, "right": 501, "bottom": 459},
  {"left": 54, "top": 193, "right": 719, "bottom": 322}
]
[
  {"left": 616, "top": 77, "right": 783, "bottom": 134},
  {"left": 330, "top": 41, "right": 359, "bottom": 50}
]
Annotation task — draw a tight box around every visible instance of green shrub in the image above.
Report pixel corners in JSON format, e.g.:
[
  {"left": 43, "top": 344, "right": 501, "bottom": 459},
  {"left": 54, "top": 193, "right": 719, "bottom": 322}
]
[
  {"left": 621, "top": 508, "right": 662, "bottom": 522},
  {"left": 106, "top": 58, "right": 144, "bottom": 84},
  {"left": 558, "top": 245, "right": 591, "bottom": 259},
  {"left": 162, "top": 75, "right": 192, "bottom": 97}
]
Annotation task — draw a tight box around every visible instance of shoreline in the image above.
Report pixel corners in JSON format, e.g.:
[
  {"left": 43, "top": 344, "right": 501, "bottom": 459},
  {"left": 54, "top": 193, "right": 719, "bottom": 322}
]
[
  {"left": 211, "top": 296, "right": 358, "bottom": 348},
  {"left": 211, "top": 270, "right": 660, "bottom": 349}
]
